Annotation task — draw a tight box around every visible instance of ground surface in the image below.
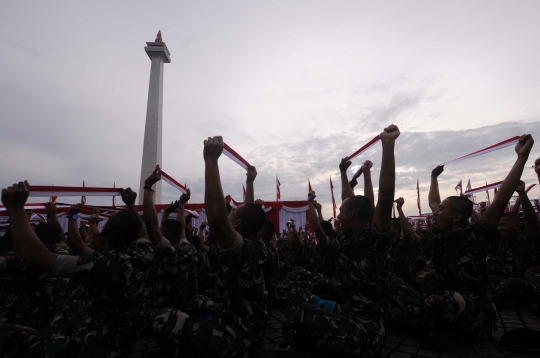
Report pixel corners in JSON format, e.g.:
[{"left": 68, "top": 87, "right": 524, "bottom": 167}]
[{"left": 129, "top": 307, "right": 540, "bottom": 357}]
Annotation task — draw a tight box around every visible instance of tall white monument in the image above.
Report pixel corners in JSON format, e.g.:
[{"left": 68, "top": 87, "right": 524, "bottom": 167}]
[{"left": 138, "top": 31, "right": 171, "bottom": 204}]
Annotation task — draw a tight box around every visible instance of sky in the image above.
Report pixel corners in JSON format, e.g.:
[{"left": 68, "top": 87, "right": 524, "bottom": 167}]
[{"left": 1, "top": 0, "right": 539, "bottom": 217}]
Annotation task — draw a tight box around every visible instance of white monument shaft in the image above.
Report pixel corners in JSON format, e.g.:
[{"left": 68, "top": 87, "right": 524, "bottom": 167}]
[{"left": 138, "top": 32, "right": 171, "bottom": 204}]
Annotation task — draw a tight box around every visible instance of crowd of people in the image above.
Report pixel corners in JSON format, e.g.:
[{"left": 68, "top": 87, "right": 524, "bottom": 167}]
[{"left": 0, "top": 125, "right": 539, "bottom": 357}]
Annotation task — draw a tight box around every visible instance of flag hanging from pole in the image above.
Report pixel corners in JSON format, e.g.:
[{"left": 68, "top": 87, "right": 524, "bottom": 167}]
[
  {"left": 276, "top": 176, "right": 281, "bottom": 201},
  {"left": 466, "top": 179, "right": 473, "bottom": 201},
  {"left": 455, "top": 180, "right": 463, "bottom": 196},
  {"left": 485, "top": 181, "right": 491, "bottom": 205},
  {"left": 416, "top": 178, "right": 421, "bottom": 215},
  {"left": 308, "top": 180, "right": 313, "bottom": 193}
]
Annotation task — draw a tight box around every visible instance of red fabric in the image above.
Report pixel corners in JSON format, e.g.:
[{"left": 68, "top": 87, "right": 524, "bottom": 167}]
[{"left": 264, "top": 208, "right": 280, "bottom": 234}]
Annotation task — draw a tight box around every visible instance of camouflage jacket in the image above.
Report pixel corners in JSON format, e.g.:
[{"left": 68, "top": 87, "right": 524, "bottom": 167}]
[
  {"left": 430, "top": 214, "right": 495, "bottom": 308},
  {"left": 0, "top": 245, "right": 71, "bottom": 329},
  {"left": 388, "top": 235, "right": 420, "bottom": 283},
  {"left": 147, "top": 238, "right": 199, "bottom": 312},
  {"left": 320, "top": 225, "right": 391, "bottom": 336},
  {"left": 47, "top": 239, "right": 156, "bottom": 355},
  {"left": 216, "top": 235, "right": 270, "bottom": 343}
]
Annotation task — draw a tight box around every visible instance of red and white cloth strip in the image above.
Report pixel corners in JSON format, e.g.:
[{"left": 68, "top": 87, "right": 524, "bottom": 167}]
[
  {"left": 346, "top": 135, "right": 380, "bottom": 161},
  {"left": 464, "top": 181, "right": 503, "bottom": 195},
  {"left": 526, "top": 184, "right": 537, "bottom": 193},
  {"left": 28, "top": 185, "right": 121, "bottom": 197},
  {"left": 330, "top": 176, "right": 337, "bottom": 222},
  {"left": 184, "top": 209, "right": 200, "bottom": 218},
  {"left": 441, "top": 136, "right": 520, "bottom": 166},
  {"left": 223, "top": 143, "right": 251, "bottom": 171},
  {"left": 161, "top": 171, "right": 188, "bottom": 194},
  {"left": 226, "top": 195, "right": 242, "bottom": 209},
  {"left": 0, "top": 203, "right": 70, "bottom": 212}
]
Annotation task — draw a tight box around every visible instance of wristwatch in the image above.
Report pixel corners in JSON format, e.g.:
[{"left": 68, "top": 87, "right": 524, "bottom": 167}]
[{"left": 67, "top": 214, "right": 78, "bottom": 220}]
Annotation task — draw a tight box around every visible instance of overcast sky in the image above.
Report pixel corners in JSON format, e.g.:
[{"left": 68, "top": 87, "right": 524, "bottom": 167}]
[{"left": 1, "top": 1, "right": 539, "bottom": 217}]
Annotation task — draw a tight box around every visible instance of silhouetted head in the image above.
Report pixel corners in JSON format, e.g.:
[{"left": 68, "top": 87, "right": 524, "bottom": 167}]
[
  {"left": 161, "top": 219, "right": 183, "bottom": 244},
  {"left": 337, "top": 195, "right": 371, "bottom": 236},
  {"left": 228, "top": 203, "right": 266, "bottom": 239},
  {"left": 101, "top": 210, "right": 141, "bottom": 248},
  {"left": 498, "top": 212, "right": 521, "bottom": 239},
  {"left": 434, "top": 196, "right": 473, "bottom": 231},
  {"left": 34, "top": 222, "right": 63, "bottom": 245}
]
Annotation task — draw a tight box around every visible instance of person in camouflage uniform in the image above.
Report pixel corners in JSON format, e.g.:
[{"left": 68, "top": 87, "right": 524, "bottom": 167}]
[
  {"left": 0, "top": 222, "right": 71, "bottom": 329},
  {"left": 152, "top": 136, "right": 270, "bottom": 357},
  {"left": 489, "top": 180, "right": 540, "bottom": 310},
  {"left": 0, "top": 182, "right": 155, "bottom": 357},
  {"left": 142, "top": 173, "right": 199, "bottom": 318},
  {"left": 283, "top": 125, "right": 399, "bottom": 357},
  {"left": 414, "top": 138, "right": 535, "bottom": 348}
]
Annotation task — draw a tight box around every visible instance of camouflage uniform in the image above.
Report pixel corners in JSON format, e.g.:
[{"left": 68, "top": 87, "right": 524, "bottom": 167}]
[
  {"left": 0, "top": 239, "right": 155, "bottom": 357},
  {"left": 146, "top": 237, "right": 199, "bottom": 319},
  {"left": 423, "top": 214, "right": 497, "bottom": 340},
  {"left": 285, "top": 226, "right": 391, "bottom": 357},
  {"left": 388, "top": 235, "right": 420, "bottom": 284},
  {"left": 0, "top": 245, "right": 71, "bottom": 329},
  {"left": 152, "top": 234, "right": 269, "bottom": 358},
  {"left": 487, "top": 230, "right": 540, "bottom": 307}
]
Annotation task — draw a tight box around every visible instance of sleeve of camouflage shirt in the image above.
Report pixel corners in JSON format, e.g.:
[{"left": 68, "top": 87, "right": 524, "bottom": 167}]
[{"left": 51, "top": 241, "right": 154, "bottom": 281}]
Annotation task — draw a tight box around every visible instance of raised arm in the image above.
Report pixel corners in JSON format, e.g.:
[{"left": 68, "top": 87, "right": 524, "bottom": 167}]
[
  {"left": 162, "top": 200, "right": 179, "bottom": 225},
  {"left": 204, "top": 136, "right": 238, "bottom": 248},
  {"left": 2, "top": 181, "right": 57, "bottom": 269},
  {"left": 245, "top": 166, "right": 257, "bottom": 204},
  {"left": 308, "top": 191, "right": 328, "bottom": 245},
  {"left": 516, "top": 181, "right": 539, "bottom": 232},
  {"left": 340, "top": 158, "right": 354, "bottom": 201},
  {"left": 373, "top": 125, "right": 400, "bottom": 232},
  {"left": 350, "top": 167, "right": 363, "bottom": 189},
  {"left": 177, "top": 189, "right": 191, "bottom": 240},
  {"left": 511, "top": 197, "right": 521, "bottom": 213},
  {"left": 87, "top": 209, "right": 101, "bottom": 240},
  {"left": 362, "top": 160, "right": 375, "bottom": 214},
  {"left": 142, "top": 165, "right": 163, "bottom": 245},
  {"left": 45, "top": 201, "right": 66, "bottom": 245},
  {"left": 485, "top": 134, "right": 534, "bottom": 223},
  {"left": 428, "top": 165, "right": 444, "bottom": 213},
  {"left": 120, "top": 187, "right": 148, "bottom": 239},
  {"left": 314, "top": 201, "right": 324, "bottom": 222},
  {"left": 395, "top": 197, "right": 418, "bottom": 241},
  {"left": 67, "top": 204, "right": 89, "bottom": 255},
  {"left": 535, "top": 158, "right": 540, "bottom": 184}
]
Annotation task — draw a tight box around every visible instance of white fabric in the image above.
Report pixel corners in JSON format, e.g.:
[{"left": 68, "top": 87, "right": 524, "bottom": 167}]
[{"left": 279, "top": 206, "right": 308, "bottom": 233}]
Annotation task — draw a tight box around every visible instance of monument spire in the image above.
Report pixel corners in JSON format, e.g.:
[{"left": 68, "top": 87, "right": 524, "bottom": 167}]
[{"left": 138, "top": 32, "right": 171, "bottom": 204}]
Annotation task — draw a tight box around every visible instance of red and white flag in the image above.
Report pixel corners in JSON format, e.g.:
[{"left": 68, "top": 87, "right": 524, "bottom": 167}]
[
  {"left": 441, "top": 136, "right": 520, "bottom": 166},
  {"left": 330, "top": 176, "right": 337, "bottom": 226},
  {"left": 346, "top": 136, "right": 380, "bottom": 161},
  {"left": 161, "top": 171, "right": 188, "bottom": 194},
  {"left": 276, "top": 176, "right": 281, "bottom": 201},
  {"left": 308, "top": 180, "right": 313, "bottom": 193},
  {"left": 466, "top": 179, "right": 473, "bottom": 201},
  {"left": 49, "top": 196, "right": 57, "bottom": 203},
  {"left": 416, "top": 179, "right": 421, "bottom": 215},
  {"left": 455, "top": 180, "right": 463, "bottom": 196},
  {"left": 223, "top": 143, "right": 251, "bottom": 171}
]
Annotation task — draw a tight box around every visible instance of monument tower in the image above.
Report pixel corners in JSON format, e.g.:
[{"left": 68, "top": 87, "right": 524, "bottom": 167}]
[{"left": 138, "top": 30, "right": 171, "bottom": 204}]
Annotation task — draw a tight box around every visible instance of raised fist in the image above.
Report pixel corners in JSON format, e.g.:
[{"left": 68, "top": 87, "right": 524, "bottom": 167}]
[
  {"left": 120, "top": 187, "right": 137, "bottom": 206},
  {"left": 164, "top": 200, "right": 179, "bottom": 213},
  {"left": 246, "top": 166, "right": 257, "bottom": 183},
  {"left": 144, "top": 165, "right": 161, "bottom": 187},
  {"left": 45, "top": 201, "right": 57, "bottom": 218},
  {"left": 380, "top": 124, "right": 400, "bottom": 142},
  {"left": 203, "top": 136, "right": 224, "bottom": 161},
  {"left": 515, "top": 180, "right": 526, "bottom": 193},
  {"left": 180, "top": 188, "right": 191, "bottom": 204},
  {"left": 339, "top": 158, "right": 352, "bottom": 172},
  {"left": 431, "top": 165, "right": 444, "bottom": 177},
  {"left": 395, "top": 197, "right": 404, "bottom": 209},
  {"left": 1, "top": 181, "right": 30, "bottom": 210},
  {"left": 515, "top": 134, "right": 534, "bottom": 158},
  {"left": 534, "top": 158, "right": 540, "bottom": 174},
  {"left": 361, "top": 160, "right": 373, "bottom": 171},
  {"left": 69, "top": 203, "right": 83, "bottom": 216},
  {"left": 308, "top": 191, "right": 316, "bottom": 202}
]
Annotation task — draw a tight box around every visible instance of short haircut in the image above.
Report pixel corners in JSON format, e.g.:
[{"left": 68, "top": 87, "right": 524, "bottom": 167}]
[
  {"left": 259, "top": 220, "right": 275, "bottom": 236},
  {"left": 501, "top": 212, "right": 521, "bottom": 224},
  {"left": 187, "top": 235, "right": 200, "bottom": 247},
  {"left": 446, "top": 196, "right": 473, "bottom": 224},
  {"left": 343, "top": 195, "right": 372, "bottom": 221},
  {"left": 102, "top": 210, "right": 141, "bottom": 247},
  {"left": 161, "top": 219, "right": 183, "bottom": 242},
  {"left": 34, "top": 222, "right": 63, "bottom": 245},
  {"left": 235, "top": 203, "right": 266, "bottom": 238}
]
